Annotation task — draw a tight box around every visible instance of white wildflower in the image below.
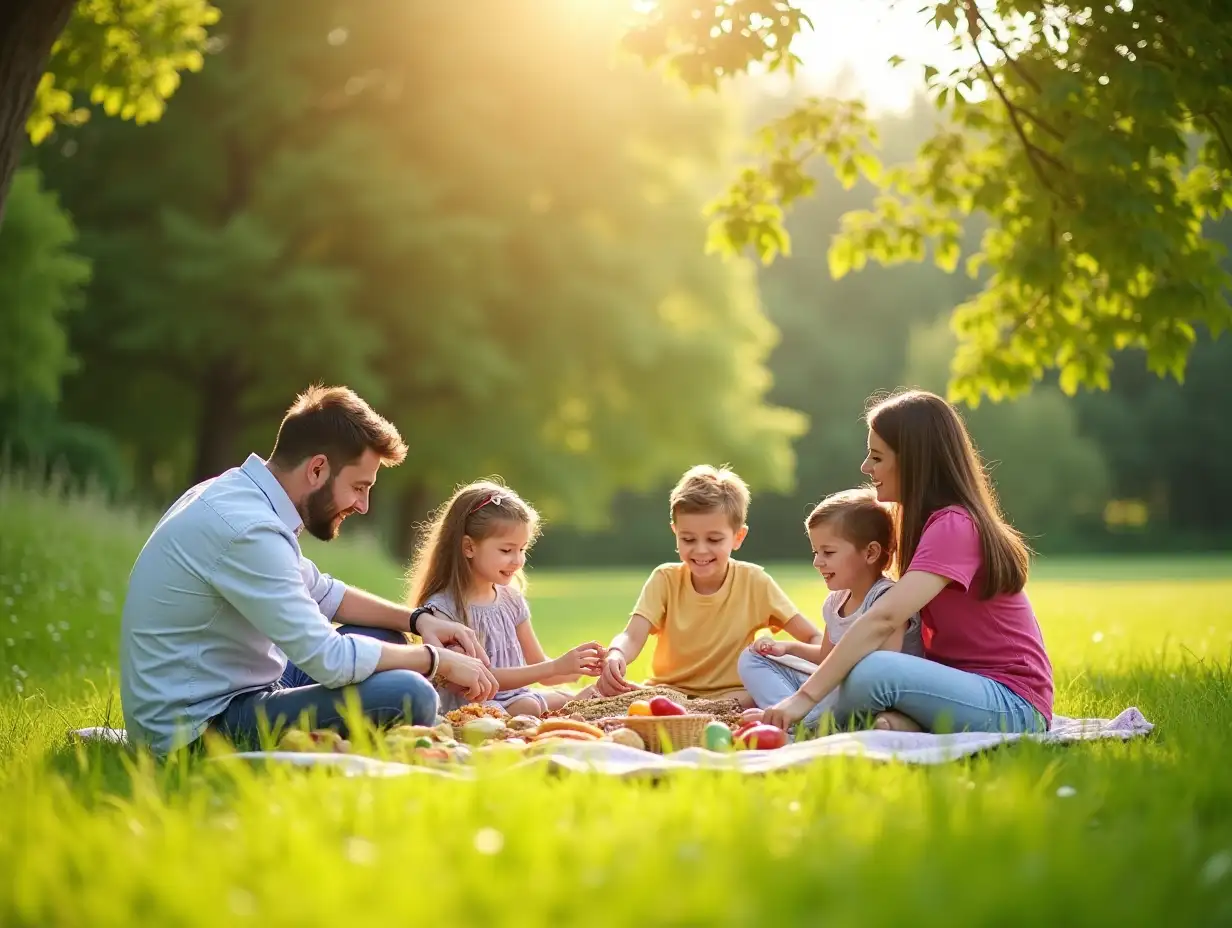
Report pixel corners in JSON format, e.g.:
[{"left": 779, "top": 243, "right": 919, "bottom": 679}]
[{"left": 474, "top": 827, "right": 504, "bottom": 855}]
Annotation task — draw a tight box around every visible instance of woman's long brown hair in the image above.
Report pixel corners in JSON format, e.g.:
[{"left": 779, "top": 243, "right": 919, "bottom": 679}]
[
  {"left": 867, "top": 390, "right": 1029, "bottom": 599},
  {"left": 405, "top": 480, "right": 539, "bottom": 627}
]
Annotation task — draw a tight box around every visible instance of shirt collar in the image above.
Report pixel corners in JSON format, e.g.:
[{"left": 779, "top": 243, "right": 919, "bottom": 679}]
[{"left": 240, "top": 453, "right": 304, "bottom": 536}]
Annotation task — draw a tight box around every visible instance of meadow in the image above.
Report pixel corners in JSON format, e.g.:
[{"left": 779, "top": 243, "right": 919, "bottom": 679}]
[{"left": 2, "top": 473, "right": 1231, "bottom": 926}]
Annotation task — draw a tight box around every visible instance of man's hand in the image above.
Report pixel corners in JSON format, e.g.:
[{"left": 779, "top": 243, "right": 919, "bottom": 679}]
[
  {"left": 597, "top": 650, "right": 639, "bottom": 696},
  {"left": 436, "top": 648, "right": 499, "bottom": 702},
  {"left": 553, "top": 641, "right": 606, "bottom": 679},
  {"left": 418, "top": 612, "right": 489, "bottom": 665},
  {"left": 761, "top": 693, "right": 815, "bottom": 731},
  {"left": 752, "top": 637, "right": 788, "bottom": 657}
]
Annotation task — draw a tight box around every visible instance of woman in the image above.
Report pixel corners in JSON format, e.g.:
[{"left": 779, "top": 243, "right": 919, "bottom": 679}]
[{"left": 763, "top": 389, "right": 1053, "bottom": 734}]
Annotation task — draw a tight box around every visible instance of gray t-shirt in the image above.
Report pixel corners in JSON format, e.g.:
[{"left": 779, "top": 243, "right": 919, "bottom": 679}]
[
  {"left": 424, "top": 584, "right": 535, "bottom": 712},
  {"left": 823, "top": 576, "right": 924, "bottom": 657}
]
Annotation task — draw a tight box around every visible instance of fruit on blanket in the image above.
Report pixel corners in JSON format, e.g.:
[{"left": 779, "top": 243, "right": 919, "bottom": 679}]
[
  {"left": 308, "top": 729, "right": 349, "bottom": 752},
  {"left": 731, "top": 720, "right": 759, "bottom": 741},
  {"left": 627, "top": 700, "right": 652, "bottom": 716},
  {"left": 649, "top": 696, "right": 687, "bottom": 717},
  {"left": 412, "top": 747, "right": 452, "bottom": 765},
  {"left": 538, "top": 718, "right": 604, "bottom": 738},
  {"left": 703, "top": 721, "right": 733, "bottom": 751},
  {"left": 476, "top": 740, "right": 527, "bottom": 758},
  {"left": 390, "top": 724, "right": 437, "bottom": 739},
  {"left": 608, "top": 727, "right": 645, "bottom": 750},
  {"left": 432, "top": 721, "right": 455, "bottom": 741},
  {"left": 461, "top": 716, "right": 507, "bottom": 744},
  {"left": 507, "top": 715, "right": 541, "bottom": 732},
  {"left": 277, "top": 729, "right": 315, "bottom": 752},
  {"left": 736, "top": 724, "right": 788, "bottom": 751},
  {"left": 530, "top": 729, "right": 598, "bottom": 742}
]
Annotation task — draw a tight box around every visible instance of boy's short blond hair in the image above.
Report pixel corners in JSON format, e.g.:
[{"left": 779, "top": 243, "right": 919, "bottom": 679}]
[{"left": 669, "top": 464, "right": 750, "bottom": 530}]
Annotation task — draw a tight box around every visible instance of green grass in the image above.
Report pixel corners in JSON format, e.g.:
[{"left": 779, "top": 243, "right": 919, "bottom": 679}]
[{"left": 3, "top": 474, "right": 1232, "bottom": 926}]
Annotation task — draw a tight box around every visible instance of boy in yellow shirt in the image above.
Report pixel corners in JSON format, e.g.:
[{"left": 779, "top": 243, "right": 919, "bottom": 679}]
[{"left": 598, "top": 465, "right": 824, "bottom": 705}]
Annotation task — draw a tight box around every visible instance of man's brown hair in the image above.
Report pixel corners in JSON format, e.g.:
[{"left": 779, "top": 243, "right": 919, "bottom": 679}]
[
  {"left": 269, "top": 384, "right": 407, "bottom": 470},
  {"left": 669, "top": 464, "right": 750, "bottom": 530}
]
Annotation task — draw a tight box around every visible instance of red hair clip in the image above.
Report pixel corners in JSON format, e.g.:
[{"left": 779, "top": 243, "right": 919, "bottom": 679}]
[{"left": 469, "top": 492, "right": 503, "bottom": 514}]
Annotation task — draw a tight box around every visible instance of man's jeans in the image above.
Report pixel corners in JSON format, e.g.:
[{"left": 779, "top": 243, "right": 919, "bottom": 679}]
[
  {"left": 214, "top": 625, "right": 438, "bottom": 744},
  {"left": 737, "top": 648, "right": 1047, "bottom": 733}
]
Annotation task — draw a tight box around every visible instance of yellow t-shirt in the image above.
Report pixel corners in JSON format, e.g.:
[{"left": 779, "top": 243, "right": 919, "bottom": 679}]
[{"left": 632, "top": 560, "right": 799, "bottom": 698}]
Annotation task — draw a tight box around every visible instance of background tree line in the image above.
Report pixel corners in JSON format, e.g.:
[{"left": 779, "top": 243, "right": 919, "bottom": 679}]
[{"left": 1, "top": 0, "right": 1229, "bottom": 567}]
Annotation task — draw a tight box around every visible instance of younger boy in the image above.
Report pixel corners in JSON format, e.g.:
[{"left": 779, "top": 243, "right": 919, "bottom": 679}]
[{"left": 598, "top": 464, "right": 824, "bottom": 706}]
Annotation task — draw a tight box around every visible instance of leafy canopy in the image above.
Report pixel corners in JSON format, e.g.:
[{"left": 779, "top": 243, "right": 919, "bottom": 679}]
[
  {"left": 39, "top": 0, "right": 804, "bottom": 524},
  {"left": 28, "top": 0, "right": 219, "bottom": 144},
  {"left": 627, "top": 0, "right": 1232, "bottom": 403}
]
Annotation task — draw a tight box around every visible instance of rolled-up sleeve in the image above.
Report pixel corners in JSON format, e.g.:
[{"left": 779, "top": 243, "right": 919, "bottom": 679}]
[
  {"left": 212, "top": 524, "right": 380, "bottom": 687},
  {"left": 300, "top": 554, "right": 347, "bottom": 619}
]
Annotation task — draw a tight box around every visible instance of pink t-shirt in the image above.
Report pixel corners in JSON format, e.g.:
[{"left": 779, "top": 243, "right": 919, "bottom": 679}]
[{"left": 908, "top": 506, "right": 1054, "bottom": 723}]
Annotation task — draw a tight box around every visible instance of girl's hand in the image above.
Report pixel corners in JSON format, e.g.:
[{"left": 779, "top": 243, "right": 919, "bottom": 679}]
[
  {"left": 598, "top": 650, "right": 639, "bottom": 695},
  {"left": 753, "top": 638, "right": 788, "bottom": 657},
  {"left": 554, "top": 641, "right": 606, "bottom": 679},
  {"left": 762, "top": 693, "right": 814, "bottom": 731}
]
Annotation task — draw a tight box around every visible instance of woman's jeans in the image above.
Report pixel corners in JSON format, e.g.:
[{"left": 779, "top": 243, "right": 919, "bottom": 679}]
[
  {"left": 214, "top": 625, "right": 439, "bottom": 744},
  {"left": 737, "top": 648, "right": 1047, "bottom": 733}
]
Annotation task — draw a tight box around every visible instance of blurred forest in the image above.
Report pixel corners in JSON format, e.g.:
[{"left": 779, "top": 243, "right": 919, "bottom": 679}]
[{"left": 3, "top": 0, "right": 1229, "bottom": 566}]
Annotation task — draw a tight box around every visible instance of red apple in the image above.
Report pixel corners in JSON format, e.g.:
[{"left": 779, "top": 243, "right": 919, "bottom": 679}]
[{"left": 648, "top": 696, "right": 687, "bottom": 717}]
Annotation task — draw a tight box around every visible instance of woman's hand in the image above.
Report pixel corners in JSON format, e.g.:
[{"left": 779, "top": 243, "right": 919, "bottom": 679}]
[{"left": 762, "top": 693, "right": 815, "bottom": 731}]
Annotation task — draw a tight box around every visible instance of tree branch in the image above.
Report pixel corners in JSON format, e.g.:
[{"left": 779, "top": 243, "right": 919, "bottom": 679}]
[
  {"left": 1010, "top": 102, "right": 1066, "bottom": 142},
  {"left": 1204, "top": 112, "right": 1232, "bottom": 167},
  {"left": 972, "top": 42, "right": 1062, "bottom": 194},
  {"left": 968, "top": 3, "right": 1066, "bottom": 143},
  {"left": 966, "top": 5, "right": 1069, "bottom": 200}
]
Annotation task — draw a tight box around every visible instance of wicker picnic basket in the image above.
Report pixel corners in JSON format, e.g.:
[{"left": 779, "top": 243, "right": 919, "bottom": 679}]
[{"left": 615, "top": 713, "right": 712, "bottom": 754}]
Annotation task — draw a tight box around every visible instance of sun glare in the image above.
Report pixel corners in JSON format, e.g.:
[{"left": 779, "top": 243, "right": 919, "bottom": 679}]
[{"left": 787, "top": 0, "right": 967, "bottom": 113}]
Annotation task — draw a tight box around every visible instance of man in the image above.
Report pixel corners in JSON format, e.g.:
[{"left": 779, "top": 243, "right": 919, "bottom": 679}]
[{"left": 120, "top": 385, "right": 498, "bottom": 753}]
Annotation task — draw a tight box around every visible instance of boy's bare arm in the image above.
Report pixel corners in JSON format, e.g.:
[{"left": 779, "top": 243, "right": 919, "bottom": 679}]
[{"left": 599, "top": 615, "right": 653, "bottom": 694}]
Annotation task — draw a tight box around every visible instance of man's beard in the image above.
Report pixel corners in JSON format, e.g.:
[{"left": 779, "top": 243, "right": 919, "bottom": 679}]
[{"left": 301, "top": 478, "right": 351, "bottom": 542}]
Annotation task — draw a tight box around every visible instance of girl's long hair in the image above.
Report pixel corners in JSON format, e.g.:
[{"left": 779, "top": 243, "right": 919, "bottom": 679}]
[
  {"left": 406, "top": 480, "right": 540, "bottom": 626},
  {"left": 867, "top": 390, "right": 1029, "bottom": 599}
]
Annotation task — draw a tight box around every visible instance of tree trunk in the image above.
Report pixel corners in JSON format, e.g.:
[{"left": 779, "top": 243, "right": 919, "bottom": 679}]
[
  {"left": 190, "top": 364, "right": 247, "bottom": 484},
  {"left": 394, "top": 482, "right": 436, "bottom": 562},
  {"left": 0, "top": 1, "right": 76, "bottom": 229}
]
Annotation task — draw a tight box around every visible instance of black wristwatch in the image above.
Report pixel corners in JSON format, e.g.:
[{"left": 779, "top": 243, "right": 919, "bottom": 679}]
[{"left": 408, "top": 605, "right": 436, "bottom": 636}]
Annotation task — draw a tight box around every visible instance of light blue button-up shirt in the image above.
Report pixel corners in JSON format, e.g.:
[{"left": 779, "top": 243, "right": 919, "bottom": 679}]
[{"left": 120, "top": 453, "right": 382, "bottom": 752}]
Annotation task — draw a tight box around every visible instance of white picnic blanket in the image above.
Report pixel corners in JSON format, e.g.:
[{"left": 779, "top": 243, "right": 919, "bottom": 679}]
[{"left": 70, "top": 707, "right": 1153, "bottom": 778}]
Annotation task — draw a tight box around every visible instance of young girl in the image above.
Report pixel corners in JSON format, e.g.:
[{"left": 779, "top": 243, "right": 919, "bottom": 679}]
[
  {"left": 407, "top": 480, "right": 605, "bottom": 716},
  {"left": 737, "top": 487, "right": 922, "bottom": 730},
  {"left": 761, "top": 390, "right": 1054, "bottom": 734}
]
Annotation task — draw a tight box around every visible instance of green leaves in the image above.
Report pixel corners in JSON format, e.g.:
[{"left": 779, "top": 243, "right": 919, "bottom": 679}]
[
  {"left": 638, "top": 0, "right": 1232, "bottom": 403},
  {"left": 38, "top": 0, "right": 805, "bottom": 523},
  {"left": 704, "top": 97, "right": 880, "bottom": 264},
  {"left": 622, "top": 0, "right": 812, "bottom": 90},
  {"left": 28, "top": 0, "right": 218, "bottom": 143},
  {"left": 0, "top": 169, "right": 91, "bottom": 404}
]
